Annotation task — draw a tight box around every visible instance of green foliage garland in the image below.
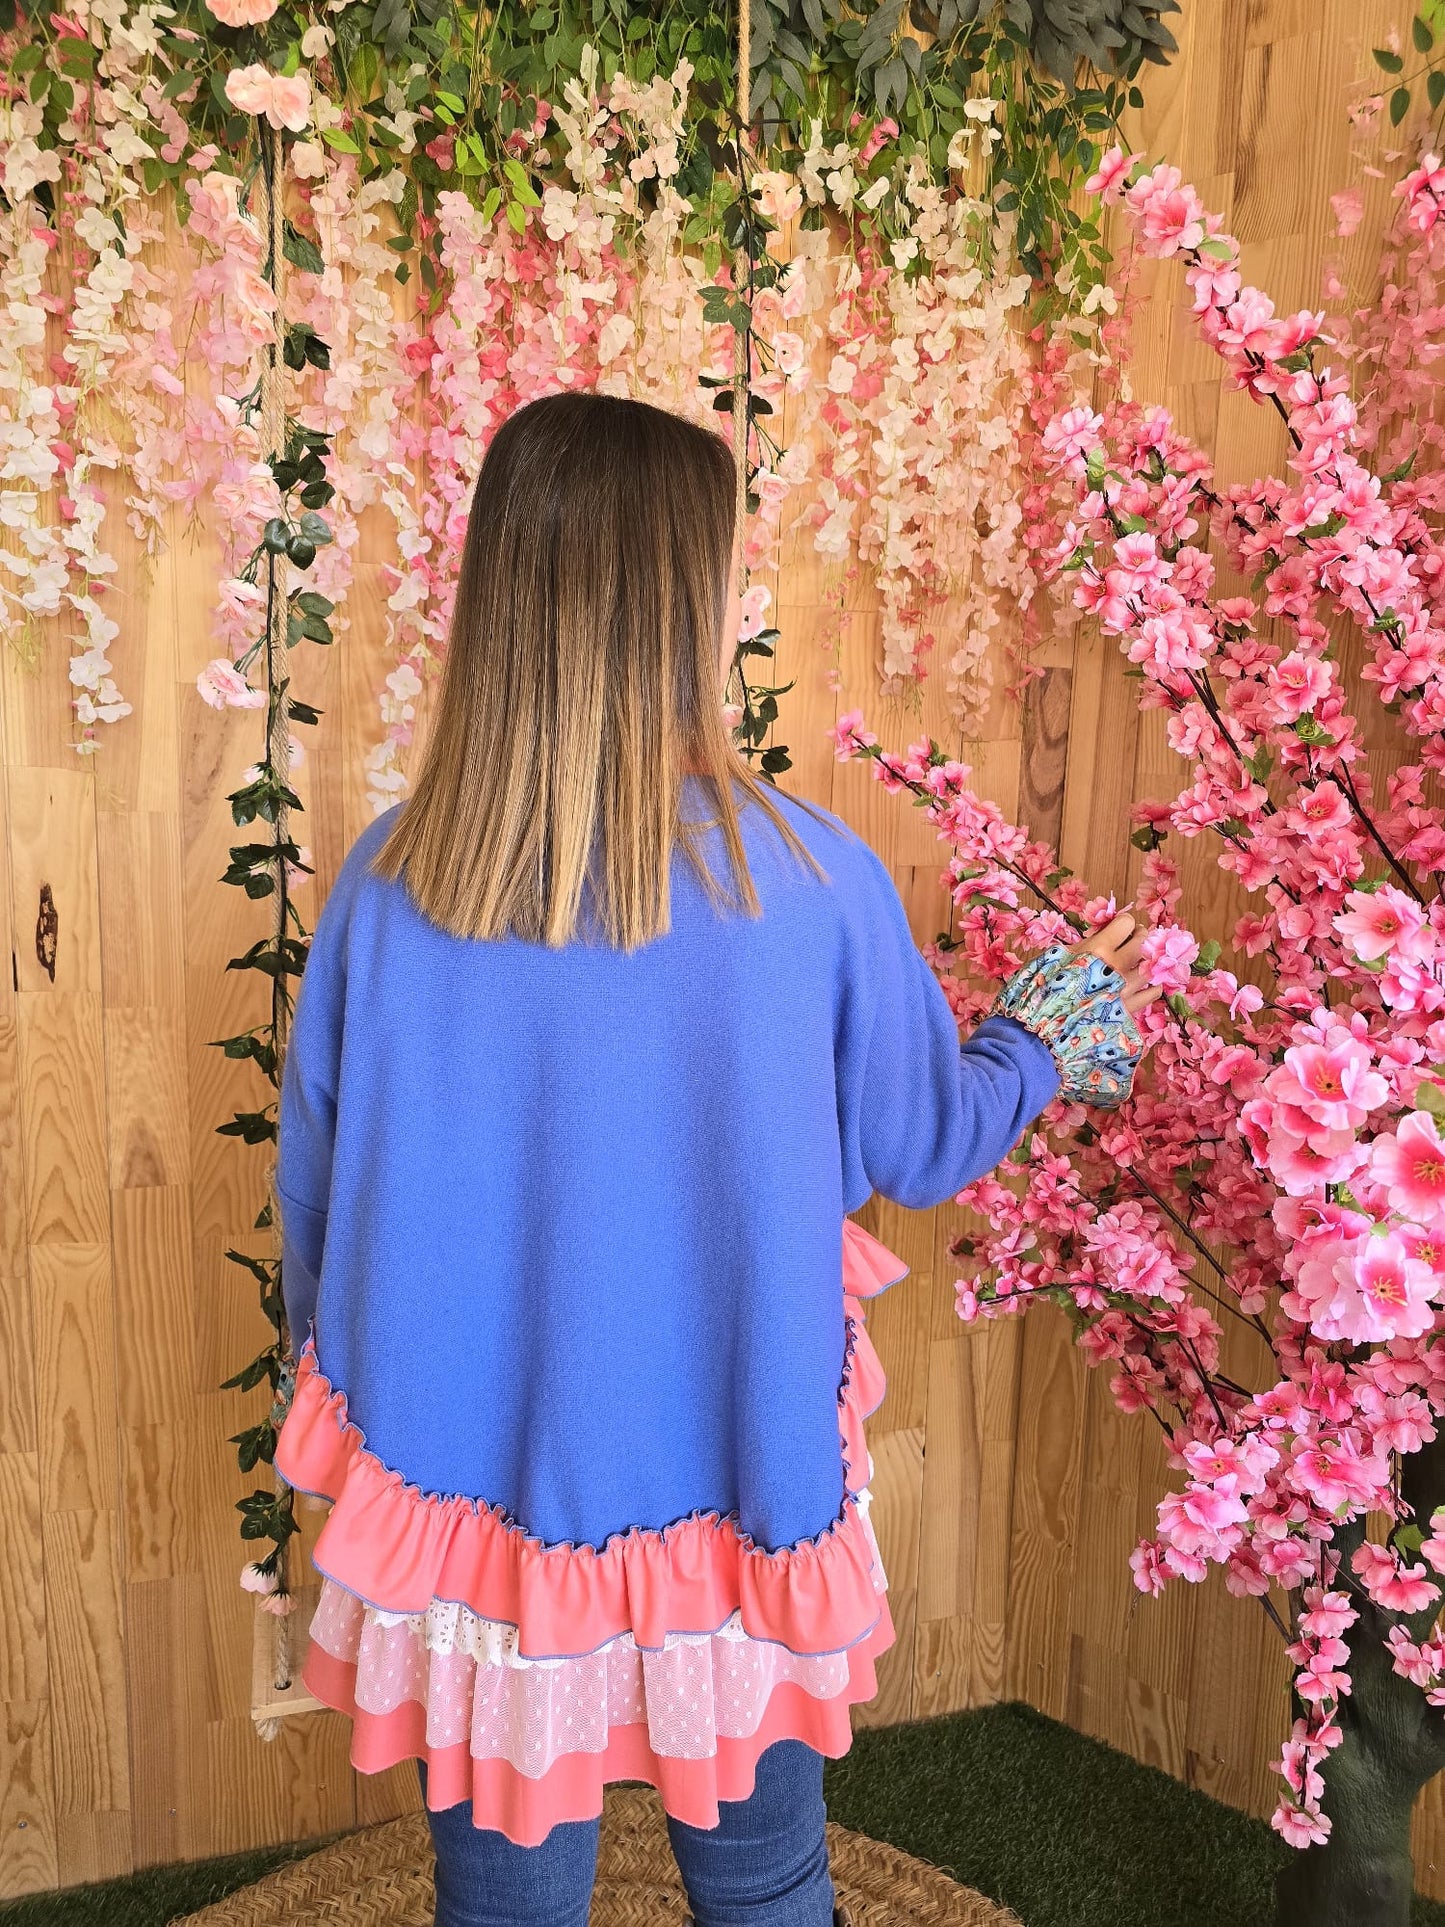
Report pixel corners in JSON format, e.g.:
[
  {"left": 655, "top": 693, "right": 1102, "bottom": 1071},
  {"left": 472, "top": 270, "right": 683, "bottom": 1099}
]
[
  {"left": 4, "top": 0, "right": 1176, "bottom": 300},
  {"left": 211, "top": 138, "right": 337, "bottom": 1589}
]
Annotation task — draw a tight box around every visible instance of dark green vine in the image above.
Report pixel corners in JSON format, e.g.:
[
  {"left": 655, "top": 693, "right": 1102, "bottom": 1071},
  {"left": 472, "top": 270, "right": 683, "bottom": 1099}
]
[
  {"left": 211, "top": 141, "right": 337, "bottom": 1580},
  {"left": 699, "top": 109, "right": 796, "bottom": 775}
]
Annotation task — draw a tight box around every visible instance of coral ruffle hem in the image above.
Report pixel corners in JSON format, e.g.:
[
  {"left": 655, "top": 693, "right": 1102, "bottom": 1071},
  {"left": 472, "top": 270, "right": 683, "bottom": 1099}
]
[
  {"left": 304, "top": 1598, "right": 896, "bottom": 1843},
  {"left": 278, "top": 1217, "right": 905, "bottom": 1841}
]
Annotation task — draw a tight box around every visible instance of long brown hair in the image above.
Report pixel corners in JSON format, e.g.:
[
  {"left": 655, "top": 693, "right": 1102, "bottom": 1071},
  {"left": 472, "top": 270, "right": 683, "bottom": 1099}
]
[{"left": 370, "top": 390, "right": 817, "bottom": 949}]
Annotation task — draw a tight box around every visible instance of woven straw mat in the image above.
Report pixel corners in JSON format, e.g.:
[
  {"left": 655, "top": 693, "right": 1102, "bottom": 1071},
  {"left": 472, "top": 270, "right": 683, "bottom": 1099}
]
[{"left": 172, "top": 1785, "right": 1022, "bottom": 1925}]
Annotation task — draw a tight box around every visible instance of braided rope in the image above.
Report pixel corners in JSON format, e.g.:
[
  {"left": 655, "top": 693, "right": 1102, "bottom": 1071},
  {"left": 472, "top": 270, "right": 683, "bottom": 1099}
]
[
  {"left": 263, "top": 122, "right": 292, "bottom": 1063},
  {"left": 733, "top": 0, "right": 751, "bottom": 592},
  {"left": 260, "top": 121, "right": 295, "bottom": 1700}
]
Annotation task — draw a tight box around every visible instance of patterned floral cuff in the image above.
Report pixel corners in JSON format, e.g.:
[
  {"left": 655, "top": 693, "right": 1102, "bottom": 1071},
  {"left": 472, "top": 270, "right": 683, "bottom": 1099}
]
[{"left": 989, "top": 944, "right": 1144, "bottom": 1109}]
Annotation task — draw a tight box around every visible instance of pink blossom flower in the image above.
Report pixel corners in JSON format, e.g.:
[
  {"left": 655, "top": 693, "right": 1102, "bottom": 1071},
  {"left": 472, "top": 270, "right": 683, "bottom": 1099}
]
[
  {"left": 1185, "top": 259, "right": 1241, "bottom": 314},
  {"left": 1422, "top": 1510, "right": 1445, "bottom": 1576},
  {"left": 230, "top": 267, "right": 282, "bottom": 346},
  {"left": 829, "top": 709, "right": 876, "bottom": 760},
  {"left": 1110, "top": 529, "right": 1165, "bottom": 589},
  {"left": 1085, "top": 146, "right": 1131, "bottom": 202},
  {"left": 1401, "top": 1224, "right": 1445, "bottom": 1280},
  {"left": 1387, "top": 1626, "right": 1439, "bottom": 1687},
  {"left": 1353, "top": 1540, "right": 1440, "bottom": 1612},
  {"left": 1275, "top": 1733, "right": 1325, "bottom": 1802},
  {"left": 1396, "top": 153, "right": 1445, "bottom": 234},
  {"left": 209, "top": 0, "right": 278, "bottom": 21},
  {"left": 1127, "top": 165, "right": 1207, "bottom": 256},
  {"left": 1302, "top": 1232, "right": 1440, "bottom": 1344},
  {"left": 1216, "top": 288, "right": 1281, "bottom": 359},
  {"left": 737, "top": 584, "right": 772, "bottom": 642},
  {"left": 1371, "top": 1111, "right": 1445, "bottom": 1224},
  {"left": 1265, "top": 652, "right": 1332, "bottom": 722},
  {"left": 197, "top": 658, "right": 266, "bottom": 710},
  {"left": 754, "top": 171, "right": 803, "bottom": 225},
  {"left": 1129, "top": 604, "right": 1210, "bottom": 673},
  {"left": 1170, "top": 545, "right": 1215, "bottom": 601},
  {"left": 1270, "top": 1037, "right": 1388, "bottom": 1135},
  {"left": 240, "top": 1562, "right": 278, "bottom": 1596},
  {"left": 858, "top": 117, "right": 898, "bottom": 165},
  {"left": 1330, "top": 188, "right": 1365, "bottom": 238},
  {"left": 1291, "top": 1432, "right": 1389, "bottom": 1512},
  {"left": 1335, "top": 888, "right": 1426, "bottom": 962},
  {"left": 1041, "top": 405, "right": 1104, "bottom": 469},
  {"left": 1139, "top": 926, "right": 1198, "bottom": 992},
  {"left": 224, "top": 64, "right": 313, "bottom": 132},
  {"left": 1294, "top": 1662, "right": 1351, "bottom": 1705},
  {"left": 1272, "top": 1800, "right": 1331, "bottom": 1848},
  {"left": 773, "top": 331, "right": 806, "bottom": 378},
  {"left": 1284, "top": 781, "right": 1352, "bottom": 838},
  {"left": 1297, "top": 1590, "right": 1357, "bottom": 1640},
  {"left": 1130, "top": 1538, "right": 1168, "bottom": 1595}
]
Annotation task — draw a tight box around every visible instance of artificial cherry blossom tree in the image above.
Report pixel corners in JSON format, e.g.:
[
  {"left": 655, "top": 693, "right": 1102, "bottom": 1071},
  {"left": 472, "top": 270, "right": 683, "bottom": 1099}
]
[{"left": 835, "top": 147, "right": 1445, "bottom": 1927}]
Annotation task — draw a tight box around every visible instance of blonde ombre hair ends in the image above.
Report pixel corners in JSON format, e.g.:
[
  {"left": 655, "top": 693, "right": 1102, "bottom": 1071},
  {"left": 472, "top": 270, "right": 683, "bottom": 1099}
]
[{"left": 371, "top": 391, "right": 813, "bottom": 949}]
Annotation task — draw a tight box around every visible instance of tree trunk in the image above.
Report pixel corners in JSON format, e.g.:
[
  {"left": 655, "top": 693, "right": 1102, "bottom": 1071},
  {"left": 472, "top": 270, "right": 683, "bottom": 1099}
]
[
  {"left": 1273, "top": 1680, "right": 1432, "bottom": 1927},
  {"left": 1277, "top": 1437, "right": 1445, "bottom": 1927}
]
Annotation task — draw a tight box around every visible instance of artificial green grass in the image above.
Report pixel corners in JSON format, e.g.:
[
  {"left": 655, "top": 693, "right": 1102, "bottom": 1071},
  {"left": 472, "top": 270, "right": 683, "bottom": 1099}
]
[
  {"left": 826, "top": 1703, "right": 1445, "bottom": 1927},
  {"left": 3, "top": 1703, "right": 1444, "bottom": 1926},
  {"left": 0, "top": 1840, "right": 320, "bottom": 1927}
]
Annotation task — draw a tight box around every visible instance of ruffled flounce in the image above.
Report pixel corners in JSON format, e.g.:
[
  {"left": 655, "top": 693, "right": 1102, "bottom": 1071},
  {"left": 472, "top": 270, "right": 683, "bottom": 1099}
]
[
  {"left": 839, "top": 1217, "right": 909, "bottom": 1300},
  {"left": 305, "top": 1594, "right": 895, "bottom": 1842},
  {"left": 281, "top": 1214, "right": 905, "bottom": 1839}
]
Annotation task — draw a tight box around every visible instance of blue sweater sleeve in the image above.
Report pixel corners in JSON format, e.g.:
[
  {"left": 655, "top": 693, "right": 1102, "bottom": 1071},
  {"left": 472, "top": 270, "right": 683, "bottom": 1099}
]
[
  {"left": 276, "top": 861, "right": 349, "bottom": 1347},
  {"left": 837, "top": 842, "right": 1061, "bottom": 1211}
]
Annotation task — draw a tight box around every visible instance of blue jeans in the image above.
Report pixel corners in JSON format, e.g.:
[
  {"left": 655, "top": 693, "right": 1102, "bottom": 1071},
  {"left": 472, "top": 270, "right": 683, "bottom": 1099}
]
[{"left": 419, "top": 1740, "right": 835, "bottom": 1927}]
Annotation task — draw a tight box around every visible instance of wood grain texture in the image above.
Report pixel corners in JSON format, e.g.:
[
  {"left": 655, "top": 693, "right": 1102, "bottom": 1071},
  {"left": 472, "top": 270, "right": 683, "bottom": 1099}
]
[{"left": 7, "top": 0, "right": 1445, "bottom": 1901}]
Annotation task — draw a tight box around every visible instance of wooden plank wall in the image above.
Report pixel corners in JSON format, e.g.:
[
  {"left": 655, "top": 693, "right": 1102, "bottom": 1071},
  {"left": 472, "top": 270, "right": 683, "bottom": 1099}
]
[{"left": 5, "top": 0, "right": 1444, "bottom": 1902}]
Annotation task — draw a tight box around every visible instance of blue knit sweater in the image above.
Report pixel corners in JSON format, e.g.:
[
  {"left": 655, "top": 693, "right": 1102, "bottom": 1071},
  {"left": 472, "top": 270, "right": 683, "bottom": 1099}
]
[{"left": 276, "top": 780, "right": 1060, "bottom": 1556}]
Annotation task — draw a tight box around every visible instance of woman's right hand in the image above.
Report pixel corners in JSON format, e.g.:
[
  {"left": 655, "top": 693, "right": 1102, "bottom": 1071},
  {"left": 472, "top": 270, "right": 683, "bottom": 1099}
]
[{"left": 1077, "top": 911, "right": 1160, "bottom": 1019}]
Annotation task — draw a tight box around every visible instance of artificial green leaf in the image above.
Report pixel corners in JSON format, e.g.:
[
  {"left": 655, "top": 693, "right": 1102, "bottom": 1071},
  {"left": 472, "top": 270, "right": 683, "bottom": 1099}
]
[
  {"left": 283, "top": 223, "right": 324, "bottom": 274},
  {"left": 503, "top": 155, "right": 541, "bottom": 206}
]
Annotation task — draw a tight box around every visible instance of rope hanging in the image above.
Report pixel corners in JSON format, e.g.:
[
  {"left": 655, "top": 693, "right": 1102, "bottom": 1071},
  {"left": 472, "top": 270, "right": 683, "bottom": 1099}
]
[
  {"left": 262, "top": 121, "right": 293, "bottom": 1069},
  {"left": 733, "top": 0, "right": 751, "bottom": 593},
  {"left": 260, "top": 119, "right": 295, "bottom": 1712}
]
